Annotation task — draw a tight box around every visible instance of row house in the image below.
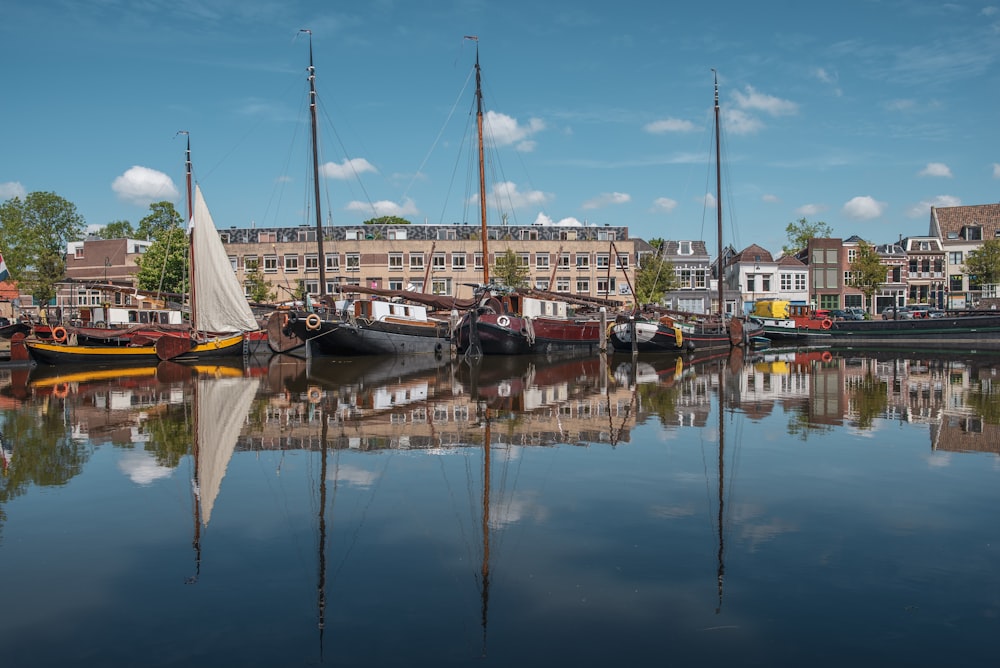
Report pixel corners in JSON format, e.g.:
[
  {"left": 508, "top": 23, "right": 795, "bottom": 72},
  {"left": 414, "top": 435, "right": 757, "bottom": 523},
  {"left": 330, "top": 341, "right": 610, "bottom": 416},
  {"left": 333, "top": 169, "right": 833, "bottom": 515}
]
[{"left": 930, "top": 203, "right": 1000, "bottom": 308}]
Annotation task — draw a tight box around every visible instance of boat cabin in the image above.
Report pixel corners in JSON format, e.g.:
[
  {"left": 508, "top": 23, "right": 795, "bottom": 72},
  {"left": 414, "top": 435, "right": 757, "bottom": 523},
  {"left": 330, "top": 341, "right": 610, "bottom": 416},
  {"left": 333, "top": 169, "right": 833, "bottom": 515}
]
[{"left": 353, "top": 299, "right": 429, "bottom": 323}]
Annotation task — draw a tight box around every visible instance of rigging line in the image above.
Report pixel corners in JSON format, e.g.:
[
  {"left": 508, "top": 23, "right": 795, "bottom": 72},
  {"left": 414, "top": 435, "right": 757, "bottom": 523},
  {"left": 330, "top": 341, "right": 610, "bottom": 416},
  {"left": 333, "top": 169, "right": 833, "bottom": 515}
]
[
  {"left": 316, "top": 94, "right": 380, "bottom": 219},
  {"left": 403, "top": 66, "right": 476, "bottom": 201},
  {"left": 259, "top": 78, "right": 309, "bottom": 228}
]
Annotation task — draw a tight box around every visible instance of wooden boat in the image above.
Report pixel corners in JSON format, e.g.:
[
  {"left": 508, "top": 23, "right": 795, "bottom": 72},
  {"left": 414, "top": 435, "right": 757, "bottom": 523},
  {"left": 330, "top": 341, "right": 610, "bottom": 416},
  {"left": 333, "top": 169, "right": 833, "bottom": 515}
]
[
  {"left": 453, "top": 42, "right": 610, "bottom": 358},
  {"left": 609, "top": 73, "right": 764, "bottom": 354},
  {"left": 26, "top": 141, "right": 263, "bottom": 365}
]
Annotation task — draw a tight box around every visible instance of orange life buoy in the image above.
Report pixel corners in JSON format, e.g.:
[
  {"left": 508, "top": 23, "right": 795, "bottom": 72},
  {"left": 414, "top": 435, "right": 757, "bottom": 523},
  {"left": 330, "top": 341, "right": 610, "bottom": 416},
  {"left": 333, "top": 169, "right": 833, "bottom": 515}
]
[
  {"left": 820, "top": 318, "right": 832, "bottom": 330},
  {"left": 305, "top": 313, "right": 321, "bottom": 331},
  {"left": 821, "top": 351, "right": 833, "bottom": 363},
  {"left": 52, "top": 326, "right": 68, "bottom": 343},
  {"left": 53, "top": 382, "right": 69, "bottom": 398},
  {"left": 307, "top": 386, "right": 322, "bottom": 403}
]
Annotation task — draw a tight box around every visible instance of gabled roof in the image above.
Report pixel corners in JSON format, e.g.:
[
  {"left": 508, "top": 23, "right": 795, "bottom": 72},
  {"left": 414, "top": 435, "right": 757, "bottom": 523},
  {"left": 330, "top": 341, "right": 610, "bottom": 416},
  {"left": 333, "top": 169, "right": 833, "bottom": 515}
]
[
  {"left": 776, "top": 255, "right": 806, "bottom": 267},
  {"left": 931, "top": 203, "right": 1000, "bottom": 242},
  {"left": 733, "top": 244, "right": 773, "bottom": 263},
  {"left": 660, "top": 240, "right": 709, "bottom": 257}
]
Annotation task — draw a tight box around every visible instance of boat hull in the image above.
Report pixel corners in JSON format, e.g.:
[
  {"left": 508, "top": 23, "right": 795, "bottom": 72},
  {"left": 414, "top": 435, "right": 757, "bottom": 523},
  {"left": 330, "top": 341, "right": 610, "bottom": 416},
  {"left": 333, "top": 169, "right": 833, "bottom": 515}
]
[
  {"left": 26, "top": 332, "right": 250, "bottom": 365},
  {"left": 325, "top": 319, "right": 451, "bottom": 356},
  {"left": 455, "top": 313, "right": 603, "bottom": 356}
]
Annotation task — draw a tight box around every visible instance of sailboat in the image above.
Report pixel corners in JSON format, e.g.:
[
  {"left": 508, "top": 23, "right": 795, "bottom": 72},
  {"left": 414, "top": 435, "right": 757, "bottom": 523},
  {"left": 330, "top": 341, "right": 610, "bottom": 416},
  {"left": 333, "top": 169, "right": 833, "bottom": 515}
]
[
  {"left": 26, "top": 139, "right": 264, "bottom": 365},
  {"left": 452, "top": 39, "right": 608, "bottom": 358},
  {"left": 609, "top": 72, "right": 764, "bottom": 354}
]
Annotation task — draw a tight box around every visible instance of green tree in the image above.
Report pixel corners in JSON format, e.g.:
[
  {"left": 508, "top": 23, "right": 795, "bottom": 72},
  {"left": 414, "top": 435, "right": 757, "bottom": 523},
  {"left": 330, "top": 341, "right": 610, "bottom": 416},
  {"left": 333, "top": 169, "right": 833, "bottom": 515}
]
[
  {"left": 634, "top": 251, "right": 677, "bottom": 306},
  {"left": 490, "top": 248, "right": 530, "bottom": 288},
  {"left": 362, "top": 215, "right": 411, "bottom": 225},
  {"left": 243, "top": 260, "right": 274, "bottom": 303},
  {"left": 847, "top": 241, "right": 885, "bottom": 316},
  {"left": 964, "top": 240, "right": 1000, "bottom": 286},
  {"left": 135, "top": 227, "right": 188, "bottom": 295},
  {"left": 783, "top": 217, "right": 833, "bottom": 256},
  {"left": 0, "top": 191, "right": 85, "bottom": 303},
  {"left": 137, "top": 201, "right": 183, "bottom": 240},
  {"left": 99, "top": 220, "right": 135, "bottom": 239}
]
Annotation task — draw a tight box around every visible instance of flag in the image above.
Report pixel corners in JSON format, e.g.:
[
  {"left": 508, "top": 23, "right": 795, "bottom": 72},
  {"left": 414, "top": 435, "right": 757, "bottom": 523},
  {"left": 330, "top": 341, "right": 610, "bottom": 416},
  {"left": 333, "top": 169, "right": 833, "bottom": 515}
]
[{"left": 0, "top": 252, "right": 9, "bottom": 282}]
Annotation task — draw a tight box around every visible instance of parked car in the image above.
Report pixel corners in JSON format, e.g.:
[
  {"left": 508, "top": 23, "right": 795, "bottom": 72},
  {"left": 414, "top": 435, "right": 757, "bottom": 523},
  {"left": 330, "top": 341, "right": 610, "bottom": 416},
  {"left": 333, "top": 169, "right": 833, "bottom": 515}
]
[
  {"left": 830, "top": 309, "right": 864, "bottom": 321},
  {"left": 908, "top": 304, "right": 933, "bottom": 318},
  {"left": 881, "top": 306, "right": 914, "bottom": 320},
  {"left": 928, "top": 308, "right": 946, "bottom": 318},
  {"left": 846, "top": 307, "right": 868, "bottom": 320}
]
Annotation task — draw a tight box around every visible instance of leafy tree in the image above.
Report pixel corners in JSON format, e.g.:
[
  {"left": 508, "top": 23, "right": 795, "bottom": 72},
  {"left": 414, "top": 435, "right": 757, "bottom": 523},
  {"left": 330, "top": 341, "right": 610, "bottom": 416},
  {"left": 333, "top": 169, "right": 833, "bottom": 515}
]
[
  {"left": 490, "top": 248, "right": 530, "bottom": 288},
  {"left": 244, "top": 260, "right": 274, "bottom": 303},
  {"left": 362, "top": 215, "right": 411, "bottom": 225},
  {"left": 0, "top": 191, "right": 85, "bottom": 303},
  {"left": 135, "top": 227, "right": 188, "bottom": 295},
  {"left": 783, "top": 217, "right": 833, "bottom": 256},
  {"left": 964, "top": 240, "right": 1000, "bottom": 286},
  {"left": 847, "top": 241, "right": 885, "bottom": 316},
  {"left": 634, "top": 251, "right": 677, "bottom": 306},
  {"left": 98, "top": 220, "right": 135, "bottom": 239},
  {"left": 137, "top": 201, "right": 184, "bottom": 240}
]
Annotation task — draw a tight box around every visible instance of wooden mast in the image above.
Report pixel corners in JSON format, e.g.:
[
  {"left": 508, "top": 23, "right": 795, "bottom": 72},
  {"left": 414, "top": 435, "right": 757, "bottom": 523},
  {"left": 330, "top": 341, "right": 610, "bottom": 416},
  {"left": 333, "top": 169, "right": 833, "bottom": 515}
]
[
  {"left": 302, "top": 29, "right": 327, "bottom": 300},
  {"left": 181, "top": 131, "right": 197, "bottom": 332},
  {"left": 468, "top": 36, "right": 489, "bottom": 285},
  {"left": 713, "top": 70, "right": 724, "bottom": 320}
]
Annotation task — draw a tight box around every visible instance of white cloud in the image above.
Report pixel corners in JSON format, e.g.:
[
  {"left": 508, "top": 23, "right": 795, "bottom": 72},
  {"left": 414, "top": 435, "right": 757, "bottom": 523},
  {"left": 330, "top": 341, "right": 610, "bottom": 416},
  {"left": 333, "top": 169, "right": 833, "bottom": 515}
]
[
  {"left": 762, "top": 194, "right": 780, "bottom": 204},
  {"left": 993, "top": 163, "right": 1000, "bottom": 178},
  {"left": 644, "top": 118, "right": 696, "bottom": 134},
  {"left": 703, "top": 192, "right": 717, "bottom": 209},
  {"left": 812, "top": 68, "right": 842, "bottom": 96},
  {"left": 118, "top": 450, "right": 173, "bottom": 485},
  {"left": 732, "top": 85, "right": 798, "bottom": 116},
  {"left": 485, "top": 111, "right": 545, "bottom": 152},
  {"left": 982, "top": 7, "right": 997, "bottom": 16},
  {"left": 906, "top": 195, "right": 962, "bottom": 218},
  {"left": 723, "top": 108, "right": 764, "bottom": 135},
  {"left": 582, "top": 192, "right": 630, "bottom": 210},
  {"left": 0, "top": 181, "right": 26, "bottom": 200},
  {"left": 652, "top": 197, "right": 678, "bottom": 213},
  {"left": 320, "top": 157, "right": 377, "bottom": 180},
  {"left": 918, "top": 162, "right": 952, "bottom": 177},
  {"left": 345, "top": 197, "right": 418, "bottom": 218},
  {"left": 112, "top": 166, "right": 180, "bottom": 207},
  {"left": 842, "top": 195, "right": 886, "bottom": 220},
  {"left": 533, "top": 213, "right": 582, "bottom": 226},
  {"left": 470, "top": 181, "right": 551, "bottom": 210},
  {"left": 884, "top": 98, "right": 917, "bottom": 112},
  {"left": 795, "top": 203, "right": 826, "bottom": 216}
]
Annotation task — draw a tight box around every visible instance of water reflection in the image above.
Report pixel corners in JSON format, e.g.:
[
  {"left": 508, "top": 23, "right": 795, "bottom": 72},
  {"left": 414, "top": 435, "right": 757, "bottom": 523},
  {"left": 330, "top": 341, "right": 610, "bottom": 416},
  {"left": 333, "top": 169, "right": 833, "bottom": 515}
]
[{"left": 1, "top": 349, "right": 999, "bottom": 665}]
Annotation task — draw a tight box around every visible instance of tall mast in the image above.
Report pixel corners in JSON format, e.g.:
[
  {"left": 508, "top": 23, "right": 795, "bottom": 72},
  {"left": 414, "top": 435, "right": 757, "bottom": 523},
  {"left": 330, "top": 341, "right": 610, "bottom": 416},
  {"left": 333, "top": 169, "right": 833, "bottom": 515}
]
[
  {"left": 180, "top": 130, "right": 198, "bottom": 331},
  {"left": 303, "top": 29, "right": 327, "bottom": 299},
  {"left": 713, "top": 70, "right": 724, "bottom": 319},
  {"left": 468, "top": 36, "right": 489, "bottom": 285}
]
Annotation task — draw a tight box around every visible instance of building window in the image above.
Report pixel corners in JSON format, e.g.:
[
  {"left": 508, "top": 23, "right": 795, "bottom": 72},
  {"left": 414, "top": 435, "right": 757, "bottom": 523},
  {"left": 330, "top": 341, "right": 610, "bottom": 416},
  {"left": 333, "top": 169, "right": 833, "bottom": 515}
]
[
  {"left": 575, "top": 253, "right": 590, "bottom": 269},
  {"left": 452, "top": 253, "right": 467, "bottom": 271},
  {"left": 474, "top": 253, "right": 483, "bottom": 270},
  {"left": 284, "top": 255, "right": 299, "bottom": 272},
  {"left": 388, "top": 279, "right": 404, "bottom": 291},
  {"left": 326, "top": 254, "right": 340, "bottom": 272},
  {"left": 616, "top": 254, "right": 629, "bottom": 270},
  {"left": 596, "top": 254, "right": 610, "bottom": 269},
  {"left": 437, "top": 229, "right": 457, "bottom": 241},
  {"left": 597, "top": 278, "right": 615, "bottom": 294},
  {"left": 432, "top": 253, "right": 446, "bottom": 271},
  {"left": 762, "top": 275, "right": 771, "bottom": 291},
  {"left": 825, "top": 249, "right": 838, "bottom": 264},
  {"left": 408, "top": 279, "right": 424, "bottom": 292},
  {"left": 950, "top": 251, "right": 963, "bottom": 265},
  {"left": 950, "top": 274, "right": 964, "bottom": 291},
  {"left": 520, "top": 229, "right": 538, "bottom": 241},
  {"left": 795, "top": 274, "right": 806, "bottom": 291},
  {"left": 679, "top": 241, "right": 692, "bottom": 255},
  {"left": 575, "top": 279, "right": 590, "bottom": 293},
  {"left": 387, "top": 228, "right": 407, "bottom": 241},
  {"left": 389, "top": 253, "right": 403, "bottom": 271},
  {"left": 535, "top": 278, "right": 550, "bottom": 290},
  {"left": 536, "top": 253, "right": 550, "bottom": 271},
  {"left": 346, "top": 253, "right": 360, "bottom": 272},
  {"left": 679, "top": 268, "right": 692, "bottom": 288},
  {"left": 812, "top": 248, "right": 824, "bottom": 264},
  {"left": 518, "top": 253, "right": 529, "bottom": 267},
  {"left": 304, "top": 254, "right": 319, "bottom": 273},
  {"left": 559, "top": 253, "right": 570, "bottom": 269},
  {"left": 780, "top": 273, "right": 792, "bottom": 291},
  {"left": 695, "top": 269, "right": 707, "bottom": 289},
  {"left": 263, "top": 255, "right": 278, "bottom": 273},
  {"left": 556, "top": 278, "right": 570, "bottom": 292},
  {"left": 244, "top": 256, "right": 259, "bottom": 272},
  {"left": 409, "top": 253, "right": 424, "bottom": 270},
  {"left": 431, "top": 278, "right": 451, "bottom": 295}
]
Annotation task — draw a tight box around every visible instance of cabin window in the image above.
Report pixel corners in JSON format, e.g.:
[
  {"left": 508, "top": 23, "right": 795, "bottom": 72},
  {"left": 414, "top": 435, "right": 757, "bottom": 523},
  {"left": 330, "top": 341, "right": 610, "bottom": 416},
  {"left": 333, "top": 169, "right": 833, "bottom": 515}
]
[
  {"left": 388, "top": 253, "right": 404, "bottom": 271},
  {"left": 409, "top": 253, "right": 424, "bottom": 270},
  {"left": 264, "top": 255, "right": 278, "bottom": 273},
  {"left": 346, "top": 254, "right": 360, "bottom": 271},
  {"left": 452, "top": 253, "right": 467, "bottom": 271},
  {"left": 284, "top": 255, "right": 299, "bottom": 272}
]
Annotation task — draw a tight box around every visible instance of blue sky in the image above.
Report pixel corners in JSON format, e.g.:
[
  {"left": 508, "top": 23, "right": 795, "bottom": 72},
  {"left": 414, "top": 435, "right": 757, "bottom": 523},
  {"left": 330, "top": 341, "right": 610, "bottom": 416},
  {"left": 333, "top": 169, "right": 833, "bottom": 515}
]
[{"left": 3, "top": 0, "right": 999, "bottom": 257}]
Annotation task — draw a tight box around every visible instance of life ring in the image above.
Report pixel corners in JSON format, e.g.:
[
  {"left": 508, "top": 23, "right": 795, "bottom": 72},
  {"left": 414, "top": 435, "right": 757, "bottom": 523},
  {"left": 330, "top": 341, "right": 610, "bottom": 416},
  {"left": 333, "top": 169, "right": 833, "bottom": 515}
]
[
  {"left": 52, "top": 326, "right": 68, "bottom": 343},
  {"left": 305, "top": 313, "right": 321, "bottom": 331},
  {"left": 496, "top": 315, "right": 510, "bottom": 328},
  {"left": 53, "top": 382, "right": 69, "bottom": 398},
  {"left": 821, "top": 351, "right": 833, "bottom": 363},
  {"left": 820, "top": 318, "right": 832, "bottom": 330},
  {"left": 307, "top": 386, "right": 322, "bottom": 404}
]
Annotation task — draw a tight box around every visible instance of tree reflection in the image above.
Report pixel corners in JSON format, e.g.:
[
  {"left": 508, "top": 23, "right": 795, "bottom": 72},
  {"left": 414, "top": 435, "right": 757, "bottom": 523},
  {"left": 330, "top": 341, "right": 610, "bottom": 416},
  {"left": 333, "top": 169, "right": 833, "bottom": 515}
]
[
  {"left": 848, "top": 372, "right": 889, "bottom": 430},
  {"left": 964, "top": 381, "right": 1000, "bottom": 425},
  {"left": 139, "top": 403, "right": 193, "bottom": 469}
]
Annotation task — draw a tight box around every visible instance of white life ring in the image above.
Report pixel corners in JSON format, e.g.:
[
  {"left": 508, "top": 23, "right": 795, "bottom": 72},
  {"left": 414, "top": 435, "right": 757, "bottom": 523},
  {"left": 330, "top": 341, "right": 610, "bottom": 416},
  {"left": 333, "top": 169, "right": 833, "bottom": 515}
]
[
  {"left": 496, "top": 315, "right": 510, "bottom": 328},
  {"left": 305, "top": 313, "right": 321, "bottom": 331}
]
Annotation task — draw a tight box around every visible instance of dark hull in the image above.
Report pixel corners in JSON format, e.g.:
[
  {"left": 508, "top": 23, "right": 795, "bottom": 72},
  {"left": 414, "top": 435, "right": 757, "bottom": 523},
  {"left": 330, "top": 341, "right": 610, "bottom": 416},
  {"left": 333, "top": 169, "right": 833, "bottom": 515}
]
[
  {"left": 609, "top": 318, "right": 758, "bottom": 353},
  {"left": 455, "top": 313, "right": 603, "bottom": 356},
  {"left": 821, "top": 314, "right": 1000, "bottom": 350},
  {"left": 324, "top": 320, "right": 451, "bottom": 356}
]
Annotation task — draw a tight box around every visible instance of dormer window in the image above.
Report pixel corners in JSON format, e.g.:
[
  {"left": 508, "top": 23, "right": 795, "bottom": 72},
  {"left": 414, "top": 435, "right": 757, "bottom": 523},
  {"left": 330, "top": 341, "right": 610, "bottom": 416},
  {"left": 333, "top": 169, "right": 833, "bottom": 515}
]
[
  {"left": 964, "top": 225, "right": 983, "bottom": 241},
  {"left": 679, "top": 241, "right": 692, "bottom": 255}
]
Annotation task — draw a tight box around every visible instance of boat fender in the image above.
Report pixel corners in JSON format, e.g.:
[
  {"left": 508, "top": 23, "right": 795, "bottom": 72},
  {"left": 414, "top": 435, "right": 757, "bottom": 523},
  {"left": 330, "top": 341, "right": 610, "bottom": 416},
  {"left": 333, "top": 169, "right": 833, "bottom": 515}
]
[
  {"left": 674, "top": 326, "right": 683, "bottom": 348},
  {"left": 496, "top": 315, "right": 510, "bottom": 328},
  {"left": 821, "top": 351, "right": 833, "bottom": 363},
  {"left": 821, "top": 318, "right": 833, "bottom": 330},
  {"left": 305, "top": 313, "right": 321, "bottom": 331},
  {"left": 52, "top": 326, "right": 68, "bottom": 343}
]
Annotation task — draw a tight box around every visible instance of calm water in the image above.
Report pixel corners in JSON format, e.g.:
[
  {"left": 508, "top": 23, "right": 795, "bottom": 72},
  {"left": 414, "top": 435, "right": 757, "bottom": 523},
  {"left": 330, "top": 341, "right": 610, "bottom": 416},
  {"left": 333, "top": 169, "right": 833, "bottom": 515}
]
[{"left": 1, "top": 349, "right": 998, "bottom": 667}]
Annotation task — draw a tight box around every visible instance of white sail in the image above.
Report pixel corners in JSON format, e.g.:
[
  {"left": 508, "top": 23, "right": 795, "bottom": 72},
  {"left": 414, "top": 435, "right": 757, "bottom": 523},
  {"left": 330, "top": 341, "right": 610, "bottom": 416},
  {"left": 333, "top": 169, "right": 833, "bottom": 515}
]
[
  {"left": 190, "top": 184, "right": 259, "bottom": 333},
  {"left": 196, "top": 374, "right": 260, "bottom": 526}
]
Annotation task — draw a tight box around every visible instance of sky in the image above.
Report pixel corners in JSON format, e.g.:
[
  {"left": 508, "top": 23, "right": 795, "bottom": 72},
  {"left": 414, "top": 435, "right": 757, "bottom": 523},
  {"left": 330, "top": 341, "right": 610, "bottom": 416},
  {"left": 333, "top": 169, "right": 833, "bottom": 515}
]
[{"left": 2, "top": 0, "right": 999, "bottom": 258}]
